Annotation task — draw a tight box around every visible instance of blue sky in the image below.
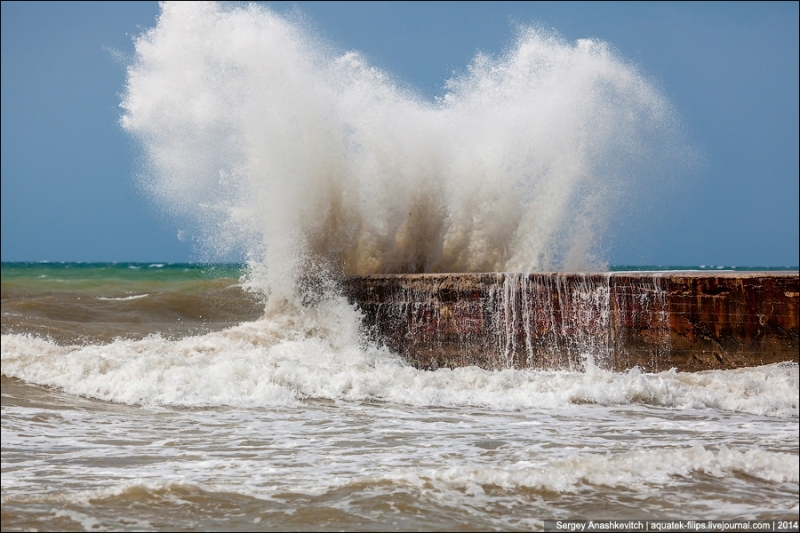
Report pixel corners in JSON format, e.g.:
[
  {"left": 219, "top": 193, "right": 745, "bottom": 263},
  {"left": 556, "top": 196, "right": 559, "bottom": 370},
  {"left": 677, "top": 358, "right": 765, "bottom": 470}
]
[{"left": 2, "top": 1, "right": 798, "bottom": 266}]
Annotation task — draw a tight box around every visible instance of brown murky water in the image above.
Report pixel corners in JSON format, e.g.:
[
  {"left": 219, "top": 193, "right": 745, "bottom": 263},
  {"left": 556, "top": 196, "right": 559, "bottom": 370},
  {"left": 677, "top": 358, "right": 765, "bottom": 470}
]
[{"left": 2, "top": 264, "right": 798, "bottom": 531}]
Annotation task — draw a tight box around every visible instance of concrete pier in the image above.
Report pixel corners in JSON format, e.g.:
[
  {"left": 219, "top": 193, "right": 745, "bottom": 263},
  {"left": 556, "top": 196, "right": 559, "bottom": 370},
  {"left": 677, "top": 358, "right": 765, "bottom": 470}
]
[{"left": 343, "top": 271, "right": 799, "bottom": 372}]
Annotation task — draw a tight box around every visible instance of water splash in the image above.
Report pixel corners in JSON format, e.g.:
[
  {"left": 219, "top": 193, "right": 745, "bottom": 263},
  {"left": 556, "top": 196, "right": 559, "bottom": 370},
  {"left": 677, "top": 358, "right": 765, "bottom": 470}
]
[{"left": 122, "top": 2, "right": 684, "bottom": 303}]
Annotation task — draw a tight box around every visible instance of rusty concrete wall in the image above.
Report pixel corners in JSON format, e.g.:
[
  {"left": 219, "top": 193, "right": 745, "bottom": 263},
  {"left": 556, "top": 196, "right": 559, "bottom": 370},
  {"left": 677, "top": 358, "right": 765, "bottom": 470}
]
[{"left": 342, "top": 272, "right": 799, "bottom": 372}]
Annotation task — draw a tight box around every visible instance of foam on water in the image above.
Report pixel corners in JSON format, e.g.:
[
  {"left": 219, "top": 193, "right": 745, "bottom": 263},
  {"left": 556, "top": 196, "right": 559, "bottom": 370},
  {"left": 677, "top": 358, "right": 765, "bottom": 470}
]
[
  {"left": 96, "top": 294, "right": 149, "bottom": 301},
  {"left": 3, "top": 447, "right": 796, "bottom": 503},
  {"left": 3, "top": 372, "right": 797, "bottom": 527},
  {"left": 382, "top": 445, "right": 800, "bottom": 492},
  {"left": 2, "top": 324, "right": 797, "bottom": 416}
]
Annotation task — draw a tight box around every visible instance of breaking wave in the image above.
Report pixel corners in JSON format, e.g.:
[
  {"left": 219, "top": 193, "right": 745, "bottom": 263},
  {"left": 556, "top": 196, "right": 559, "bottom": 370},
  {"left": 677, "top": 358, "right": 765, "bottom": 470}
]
[{"left": 2, "top": 331, "right": 796, "bottom": 416}]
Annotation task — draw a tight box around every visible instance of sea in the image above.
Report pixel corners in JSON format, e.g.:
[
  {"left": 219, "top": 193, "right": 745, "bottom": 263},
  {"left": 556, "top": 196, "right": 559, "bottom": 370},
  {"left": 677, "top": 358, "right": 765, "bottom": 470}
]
[
  {"left": 2, "top": 262, "right": 798, "bottom": 531},
  {"left": 4, "top": 2, "right": 799, "bottom": 530}
]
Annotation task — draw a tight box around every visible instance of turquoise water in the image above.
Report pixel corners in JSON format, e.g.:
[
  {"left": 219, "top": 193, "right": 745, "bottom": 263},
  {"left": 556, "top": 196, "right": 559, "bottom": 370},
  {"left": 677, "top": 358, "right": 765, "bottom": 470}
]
[
  {"left": 1, "top": 262, "right": 244, "bottom": 291},
  {"left": 0, "top": 262, "right": 262, "bottom": 345}
]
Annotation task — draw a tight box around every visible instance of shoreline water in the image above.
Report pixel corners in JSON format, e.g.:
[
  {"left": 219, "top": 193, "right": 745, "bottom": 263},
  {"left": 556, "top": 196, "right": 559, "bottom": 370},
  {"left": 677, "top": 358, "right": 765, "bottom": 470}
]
[{"left": 2, "top": 262, "right": 798, "bottom": 530}]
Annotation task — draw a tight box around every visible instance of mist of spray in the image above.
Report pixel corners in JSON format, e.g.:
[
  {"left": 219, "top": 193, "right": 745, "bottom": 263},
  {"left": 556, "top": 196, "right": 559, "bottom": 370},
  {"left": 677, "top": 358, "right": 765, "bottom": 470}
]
[{"left": 122, "top": 2, "right": 682, "bottom": 303}]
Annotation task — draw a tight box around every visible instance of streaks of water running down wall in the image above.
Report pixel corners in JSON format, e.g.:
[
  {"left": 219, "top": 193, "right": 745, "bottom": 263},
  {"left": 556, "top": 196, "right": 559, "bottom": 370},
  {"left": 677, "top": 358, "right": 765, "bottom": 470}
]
[
  {"left": 345, "top": 273, "right": 672, "bottom": 371},
  {"left": 344, "top": 272, "right": 799, "bottom": 372},
  {"left": 487, "top": 273, "right": 671, "bottom": 371}
]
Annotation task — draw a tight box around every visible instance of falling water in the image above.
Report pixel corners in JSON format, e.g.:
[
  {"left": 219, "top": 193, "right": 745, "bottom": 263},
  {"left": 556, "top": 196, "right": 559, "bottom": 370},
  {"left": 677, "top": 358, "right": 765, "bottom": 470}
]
[{"left": 345, "top": 273, "right": 673, "bottom": 371}]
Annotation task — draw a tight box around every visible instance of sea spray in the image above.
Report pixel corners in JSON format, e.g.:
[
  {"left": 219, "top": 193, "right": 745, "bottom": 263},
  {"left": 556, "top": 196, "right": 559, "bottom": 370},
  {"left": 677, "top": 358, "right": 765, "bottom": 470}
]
[{"left": 122, "top": 1, "right": 684, "bottom": 305}]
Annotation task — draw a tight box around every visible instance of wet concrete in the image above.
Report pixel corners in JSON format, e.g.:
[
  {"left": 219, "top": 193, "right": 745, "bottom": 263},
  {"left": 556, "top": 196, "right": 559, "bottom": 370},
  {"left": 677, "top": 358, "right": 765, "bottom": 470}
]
[{"left": 343, "top": 272, "right": 799, "bottom": 372}]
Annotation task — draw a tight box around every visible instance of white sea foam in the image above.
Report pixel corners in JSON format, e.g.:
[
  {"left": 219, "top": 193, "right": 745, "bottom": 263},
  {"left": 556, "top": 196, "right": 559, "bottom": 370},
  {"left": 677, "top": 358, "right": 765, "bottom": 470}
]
[
  {"left": 0, "top": 478, "right": 211, "bottom": 508},
  {"left": 96, "top": 294, "right": 149, "bottom": 301},
  {"left": 383, "top": 445, "right": 799, "bottom": 493},
  {"left": 2, "top": 446, "right": 795, "bottom": 503},
  {"left": 2, "top": 322, "right": 797, "bottom": 416}
]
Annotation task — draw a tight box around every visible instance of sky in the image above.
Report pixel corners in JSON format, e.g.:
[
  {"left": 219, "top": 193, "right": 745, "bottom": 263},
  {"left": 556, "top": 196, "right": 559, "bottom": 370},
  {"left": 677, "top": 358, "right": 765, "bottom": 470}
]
[{"left": 1, "top": 1, "right": 798, "bottom": 266}]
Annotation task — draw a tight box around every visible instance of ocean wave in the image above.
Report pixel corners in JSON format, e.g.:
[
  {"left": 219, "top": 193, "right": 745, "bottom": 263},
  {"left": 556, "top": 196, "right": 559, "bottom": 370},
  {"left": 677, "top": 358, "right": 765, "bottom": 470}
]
[
  {"left": 3, "top": 446, "right": 795, "bottom": 506},
  {"left": 381, "top": 445, "right": 800, "bottom": 493},
  {"left": 2, "top": 310, "right": 797, "bottom": 416}
]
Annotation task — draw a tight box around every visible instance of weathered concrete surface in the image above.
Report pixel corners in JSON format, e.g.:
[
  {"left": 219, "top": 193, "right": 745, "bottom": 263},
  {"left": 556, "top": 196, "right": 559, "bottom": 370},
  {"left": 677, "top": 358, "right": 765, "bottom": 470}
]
[{"left": 342, "top": 272, "right": 799, "bottom": 372}]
